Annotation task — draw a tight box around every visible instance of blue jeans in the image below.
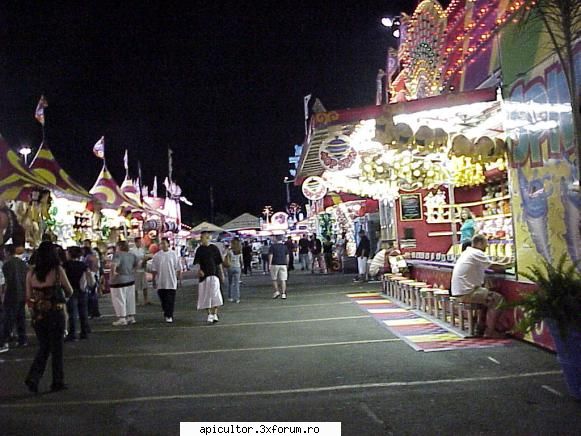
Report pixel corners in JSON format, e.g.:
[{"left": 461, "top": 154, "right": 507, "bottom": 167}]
[
  {"left": 66, "top": 291, "right": 89, "bottom": 338},
  {"left": 299, "top": 253, "right": 310, "bottom": 270},
  {"left": 3, "top": 301, "right": 27, "bottom": 345},
  {"left": 228, "top": 267, "right": 241, "bottom": 301}
]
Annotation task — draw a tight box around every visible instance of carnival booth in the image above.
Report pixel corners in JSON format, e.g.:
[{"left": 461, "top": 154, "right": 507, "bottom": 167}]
[{"left": 294, "top": 0, "right": 579, "bottom": 351}]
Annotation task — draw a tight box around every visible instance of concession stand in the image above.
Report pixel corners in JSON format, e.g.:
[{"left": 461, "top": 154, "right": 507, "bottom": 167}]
[{"left": 294, "top": 0, "right": 580, "bottom": 350}]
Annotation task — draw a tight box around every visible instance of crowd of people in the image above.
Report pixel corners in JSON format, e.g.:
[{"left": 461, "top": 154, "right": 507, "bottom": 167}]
[{"left": 0, "top": 226, "right": 510, "bottom": 394}]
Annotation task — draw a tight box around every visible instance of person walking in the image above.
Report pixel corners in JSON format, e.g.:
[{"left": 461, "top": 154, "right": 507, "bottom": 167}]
[
  {"left": 194, "top": 231, "right": 224, "bottom": 324},
  {"left": 298, "top": 234, "right": 310, "bottom": 271},
  {"left": 225, "top": 238, "right": 243, "bottom": 303},
  {"left": 25, "top": 241, "right": 74, "bottom": 393},
  {"left": 109, "top": 240, "right": 138, "bottom": 326},
  {"left": 260, "top": 240, "right": 270, "bottom": 274},
  {"left": 285, "top": 236, "right": 295, "bottom": 271},
  {"left": 323, "top": 236, "right": 334, "bottom": 274},
  {"left": 335, "top": 232, "right": 347, "bottom": 272},
  {"left": 354, "top": 229, "right": 371, "bottom": 282},
  {"left": 2, "top": 245, "right": 28, "bottom": 348},
  {"left": 269, "top": 235, "right": 289, "bottom": 299},
  {"left": 63, "top": 246, "right": 93, "bottom": 341},
  {"left": 130, "top": 237, "right": 152, "bottom": 305},
  {"left": 151, "top": 238, "right": 181, "bottom": 323},
  {"left": 310, "top": 234, "right": 324, "bottom": 274},
  {"left": 84, "top": 246, "right": 102, "bottom": 319},
  {"left": 242, "top": 241, "right": 253, "bottom": 275}
]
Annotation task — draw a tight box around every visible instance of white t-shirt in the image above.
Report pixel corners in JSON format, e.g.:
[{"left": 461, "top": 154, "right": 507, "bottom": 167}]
[
  {"left": 227, "top": 251, "right": 243, "bottom": 268},
  {"left": 152, "top": 250, "right": 180, "bottom": 290},
  {"left": 451, "top": 247, "right": 492, "bottom": 296},
  {"left": 130, "top": 246, "right": 149, "bottom": 272}
]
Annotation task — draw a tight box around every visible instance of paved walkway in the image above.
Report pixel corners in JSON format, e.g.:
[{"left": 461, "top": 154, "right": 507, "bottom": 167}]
[{"left": 0, "top": 271, "right": 579, "bottom": 435}]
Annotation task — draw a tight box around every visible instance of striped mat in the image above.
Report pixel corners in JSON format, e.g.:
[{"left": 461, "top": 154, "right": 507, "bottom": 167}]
[{"left": 347, "top": 292, "right": 512, "bottom": 352}]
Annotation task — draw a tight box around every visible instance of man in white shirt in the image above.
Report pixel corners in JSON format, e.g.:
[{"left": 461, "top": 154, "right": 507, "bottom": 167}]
[
  {"left": 451, "top": 234, "right": 512, "bottom": 338},
  {"left": 130, "top": 237, "right": 151, "bottom": 305},
  {"left": 151, "top": 238, "right": 181, "bottom": 323}
]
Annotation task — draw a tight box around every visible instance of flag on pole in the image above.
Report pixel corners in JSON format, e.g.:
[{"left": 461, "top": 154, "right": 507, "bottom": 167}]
[
  {"left": 93, "top": 136, "right": 105, "bottom": 159},
  {"left": 138, "top": 160, "right": 143, "bottom": 201},
  {"left": 35, "top": 95, "right": 48, "bottom": 126},
  {"left": 303, "top": 94, "right": 312, "bottom": 121},
  {"left": 168, "top": 148, "right": 173, "bottom": 183},
  {"left": 123, "top": 149, "right": 129, "bottom": 173},
  {"left": 152, "top": 176, "right": 158, "bottom": 198}
]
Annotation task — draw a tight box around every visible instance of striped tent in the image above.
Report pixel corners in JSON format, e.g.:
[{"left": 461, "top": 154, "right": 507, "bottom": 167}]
[
  {"left": 90, "top": 165, "right": 144, "bottom": 210},
  {"left": 0, "top": 137, "right": 55, "bottom": 201},
  {"left": 29, "top": 143, "right": 91, "bottom": 202}
]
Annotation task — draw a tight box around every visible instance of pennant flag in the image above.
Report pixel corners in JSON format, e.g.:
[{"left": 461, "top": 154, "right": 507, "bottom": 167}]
[
  {"left": 152, "top": 176, "right": 158, "bottom": 198},
  {"left": 123, "top": 149, "right": 129, "bottom": 172},
  {"left": 312, "top": 98, "right": 327, "bottom": 113},
  {"left": 138, "top": 160, "right": 143, "bottom": 201},
  {"left": 303, "top": 94, "right": 312, "bottom": 120},
  {"left": 35, "top": 95, "right": 48, "bottom": 126},
  {"left": 93, "top": 136, "right": 105, "bottom": 159}
]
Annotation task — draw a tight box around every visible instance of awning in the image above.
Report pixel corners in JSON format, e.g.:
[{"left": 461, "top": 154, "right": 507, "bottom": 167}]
[
  {"left": 90, "top": 165, "right": 146, "bottom": 211},
  {"left": 296, "top": 87, "right": 500, "bottom": 180}
]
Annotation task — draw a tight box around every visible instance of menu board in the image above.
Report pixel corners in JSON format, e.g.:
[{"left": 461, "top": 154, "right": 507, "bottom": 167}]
[{"left": 400, "top": 193, "right": 423, "bottom": 221}]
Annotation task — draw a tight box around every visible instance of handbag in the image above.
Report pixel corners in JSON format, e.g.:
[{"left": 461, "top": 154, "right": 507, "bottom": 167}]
[{"left": 223, "top": 251, "right": 232, "bottom": 268}]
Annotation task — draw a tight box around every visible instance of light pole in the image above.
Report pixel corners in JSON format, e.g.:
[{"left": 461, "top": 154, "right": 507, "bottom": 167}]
[
  {"left": 381, "top": 16, "right": 401, "bottom": 104},
  {"left": 19, "top": 146, "right": 32, "bottom": 166},
  {"left": 283, "top": 177, "right": 294, "bottom": 205}
]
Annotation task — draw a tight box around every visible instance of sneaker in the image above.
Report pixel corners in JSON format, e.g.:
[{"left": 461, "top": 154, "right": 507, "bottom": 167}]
[
  {"left": 207, "top": 314, "right": 215, "bottom": 324},
  {"left": 228, "top": 298, "right": 234, "bottom": 302},
  {"left": 281, "top": 293, "right": 287, "bottom": 300},
  {"left": 235, "top": 299, "right": 241, "bottom": 304},
  {"left": 0, "top": 343, "right": 9, "bottom": 353},
  {"left": 272, "top": 291, "right": 281, "bottom": 299},
  {"left": 112, "top": 318, "right": 128, "bottom": 326},
  {"left": 126, "top": 316, "right": 136, "bottom": 325},
  {"left": 212, "top": 314, "right": 219, "bottom": 323},
  {"left": 165, "top": 317, "right": 173, "bottom": 323}
]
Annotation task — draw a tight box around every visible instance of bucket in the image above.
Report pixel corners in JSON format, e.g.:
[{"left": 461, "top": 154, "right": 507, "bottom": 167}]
[{"left": 547, "top": 319, "right": 581, "bottom": 400}]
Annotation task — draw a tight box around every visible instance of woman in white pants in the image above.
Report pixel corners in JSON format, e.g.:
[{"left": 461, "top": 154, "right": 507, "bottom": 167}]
[{"left": 109, "top": 240, "right": 138, "bottom": 326}]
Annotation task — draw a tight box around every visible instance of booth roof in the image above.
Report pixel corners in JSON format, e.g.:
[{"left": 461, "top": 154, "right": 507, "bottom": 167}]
[
  {"left": 0, "top": 137, "right": 60, "bottom": 201},
  {"left": 222, "top": 213, "right": 261, "bottom": 231},
  {"left": 296, "top": 87, "right": 498, "bottom": 181},
  {"left": 90, "top": 164, "right": 146, "bottom": 211},
  {"left": 28, "top": 143, "right": 92, "bottom": 202}
]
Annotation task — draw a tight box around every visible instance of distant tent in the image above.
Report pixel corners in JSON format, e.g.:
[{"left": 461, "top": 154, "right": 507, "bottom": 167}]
[
  {"left": 222, "top": 213, "right": 260, "bottom": 232},
  {"left": 90, "top": 164, "right": 145, "bottom": 210},
  {"left": 29, "top": 143, "right": 91, "bottom": 202},
  {"left": 191, "top": 221, "right": 224, "bottom": 233},
  {"left": 0, "top": 137, "right": 56, "bottom": 201}
]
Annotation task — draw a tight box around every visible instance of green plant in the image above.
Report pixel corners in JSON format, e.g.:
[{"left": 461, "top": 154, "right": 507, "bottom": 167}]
[{"left": 506, "top": 254, "right": 581, "bottom": 338}]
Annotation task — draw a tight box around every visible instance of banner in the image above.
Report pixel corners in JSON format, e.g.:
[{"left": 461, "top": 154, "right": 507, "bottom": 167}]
[
  {"left": 35, "top": 95, "right": 48, "bottom": 126},
  {"left": 93, "top": 136, "right": 105, "bottom": 159}
]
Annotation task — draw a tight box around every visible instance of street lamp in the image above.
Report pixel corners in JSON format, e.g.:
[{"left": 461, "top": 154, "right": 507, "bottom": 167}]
[
  {"left": 381, "top": 16, "right": 401, "bottom": 38},
  {"left": 19, "top": 146, "right": 32, "bottom": 166},
  {"left": 283, "top": 176, "right": 294, "bottom": 205}
]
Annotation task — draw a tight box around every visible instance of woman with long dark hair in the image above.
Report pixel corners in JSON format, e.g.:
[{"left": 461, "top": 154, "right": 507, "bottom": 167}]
[{"left": 25, "top": 241, "right": 73, "bottom": 393}]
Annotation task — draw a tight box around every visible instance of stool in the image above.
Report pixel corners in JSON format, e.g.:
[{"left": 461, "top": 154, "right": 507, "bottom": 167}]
[
  {"left": 451, "top": 300, "right": 483, "bottom": 335},
  {"left": 433, "top": 290, "right": 450, "bottom": 323},
  {"left": 419, "top": 287, "right": 435, "bottom": 315},
  {"left": 405, "top": 281, "right": 427, "bottom": 309},
  {"left": 398, "top": 280, "right": 415, "bottom": 304}
]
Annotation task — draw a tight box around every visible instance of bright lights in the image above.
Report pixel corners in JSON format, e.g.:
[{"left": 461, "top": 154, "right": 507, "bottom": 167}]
[
  {"left": 381, "top": 17, "right": 394, "bottom": 28},
  {"left": 393, "top": 29, "right": 401, "bottom": 38},
  {"left": 19, "top": 145, "right": 33, "bottom": 165}
]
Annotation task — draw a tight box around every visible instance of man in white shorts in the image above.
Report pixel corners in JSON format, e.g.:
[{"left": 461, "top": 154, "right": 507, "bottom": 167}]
[
  {"left": 269, "top": 235, "right": 289, "bottom": 300},
  {"left": 451, "top": 234, "right": 512, "bottom": 338}
]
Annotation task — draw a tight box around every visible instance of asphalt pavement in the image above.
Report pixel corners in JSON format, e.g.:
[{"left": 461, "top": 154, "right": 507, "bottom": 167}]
[{"left": 0, "top": 269, "right": 579, "bottom": 435}]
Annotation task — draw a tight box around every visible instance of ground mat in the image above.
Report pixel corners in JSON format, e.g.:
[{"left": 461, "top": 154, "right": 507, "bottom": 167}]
[{"left": 347, "top": 292, "right": 513, "bottom": 352}]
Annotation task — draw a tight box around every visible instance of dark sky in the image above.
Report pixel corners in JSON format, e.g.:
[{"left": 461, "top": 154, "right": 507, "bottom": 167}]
[{"left": 0, "top": 0, "right": 422, "bottom": 224}]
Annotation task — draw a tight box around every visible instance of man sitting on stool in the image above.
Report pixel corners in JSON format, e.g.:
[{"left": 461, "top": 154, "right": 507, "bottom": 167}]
[{"left": 451, "top": 234, "right": 512, "bottom": 338}]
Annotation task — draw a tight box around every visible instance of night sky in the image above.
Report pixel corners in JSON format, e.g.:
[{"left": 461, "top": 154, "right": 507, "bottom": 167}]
[{"left": 0, "top": 1, "right": 428, "bottom": 224}]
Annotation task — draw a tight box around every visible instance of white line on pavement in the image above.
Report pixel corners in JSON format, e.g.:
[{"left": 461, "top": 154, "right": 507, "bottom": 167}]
[
  {"left": 487, "top": 357, "right": 501, "bottom": 365},
  {"left": 92, "top": 315, "right": 370, "bottom": 333},
  {"left": 541, "top": 385, "right": 563, "bottom": 397},
  {"left": 2, "top": 338, "right": 402, "bottom": 363},
  {"left": 0, "top": 371, "right": 562, "bottom": 409}
]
